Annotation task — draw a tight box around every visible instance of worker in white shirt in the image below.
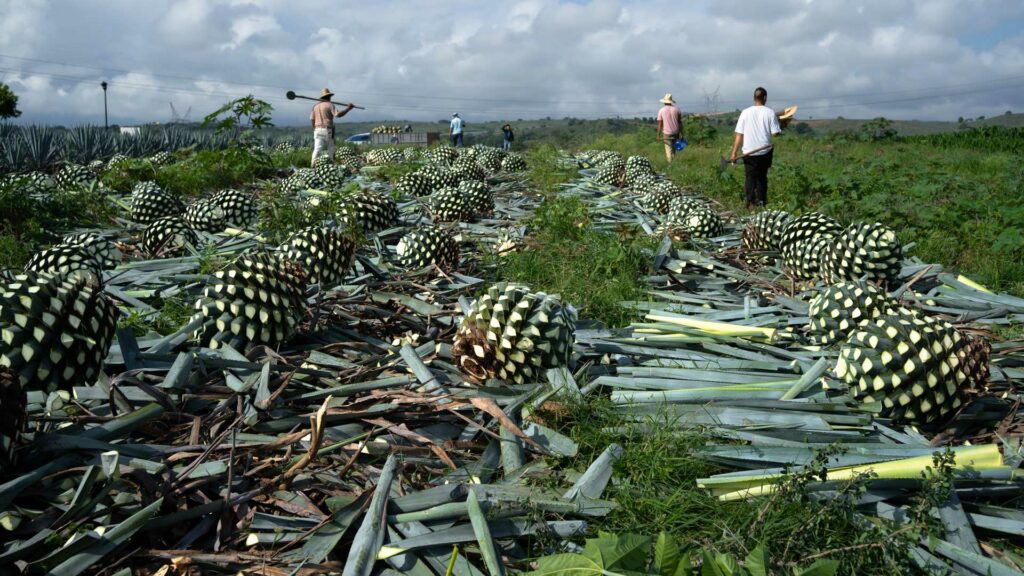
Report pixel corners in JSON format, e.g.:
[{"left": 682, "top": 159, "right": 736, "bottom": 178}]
[{"left": 730, "top": 87, "right": 781, "bottom": 208}]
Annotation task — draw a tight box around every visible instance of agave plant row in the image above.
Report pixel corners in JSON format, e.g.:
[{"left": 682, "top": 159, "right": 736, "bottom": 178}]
[{"left": 0, "top": 123, "right": 312, "bottom": 173}]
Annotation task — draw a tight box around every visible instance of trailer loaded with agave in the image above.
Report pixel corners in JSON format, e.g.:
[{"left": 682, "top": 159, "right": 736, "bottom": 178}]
[{"left": 0, "top": 139, "right": 1019, "bottom": 575}]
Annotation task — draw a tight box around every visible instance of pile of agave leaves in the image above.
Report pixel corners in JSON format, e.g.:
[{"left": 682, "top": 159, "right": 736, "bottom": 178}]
[{"left": 0, "top": 144, "right": 1021, "bottom": 576}]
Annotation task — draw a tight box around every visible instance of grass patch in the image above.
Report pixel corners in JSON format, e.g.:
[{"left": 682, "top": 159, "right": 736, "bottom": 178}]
[
  {"left": 581, "top": 130, "right": 1024, "bottom": 296},
  {"left": 525, "top": 143, "right": 578, "bottom": 195},
  {"left": 495, "top": 195, "right": 653, "bottom": 328},
  {"left": 535, "top": 395, "right": 922, "bottom": 574},
  {"left": 103, "top": 148, "right": 277, "bottom": 199},
  {"left": 272, "top": 149, "right": 312, "bottom": 169},
  {"left": 0, "top": 180, "right": 119, "bottom": 267},
  {"left": 118, "top": 295, "right": 194, "bottom": 336},
  {"left": 0, "top": 233, "right": 34, "bottom": 269},
  {"left": 373, "top": 162, "right": 420, "bottom": 186}
]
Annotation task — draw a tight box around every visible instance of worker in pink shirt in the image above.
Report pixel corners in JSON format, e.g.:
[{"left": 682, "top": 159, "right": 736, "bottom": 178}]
[{"left": 656, "top": 93, "right": 683, "bottom": 163}]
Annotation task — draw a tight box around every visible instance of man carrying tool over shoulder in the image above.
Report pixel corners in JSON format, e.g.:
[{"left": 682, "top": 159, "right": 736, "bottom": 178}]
[
  {"left": 731, "top": 86, "right": 781, "bottom": 208},
  {"left": 311, "top": 88, "right": 354, "bottom": 164},
  {"left": 656, "top": 93, "right": 683, "bottom": 163}
]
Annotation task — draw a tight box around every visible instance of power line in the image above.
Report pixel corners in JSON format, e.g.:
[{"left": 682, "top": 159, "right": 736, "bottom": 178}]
[
  {"left": 3, "top": 52, "right": 1023, "bottom": 111},
  {"left": 2, "top": 57, "right": 1020, "bottom": 122}
]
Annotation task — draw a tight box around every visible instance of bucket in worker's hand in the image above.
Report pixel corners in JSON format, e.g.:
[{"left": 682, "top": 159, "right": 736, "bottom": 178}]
[{"left": 674, "top": 139, "right": 688, "bottom": 152}]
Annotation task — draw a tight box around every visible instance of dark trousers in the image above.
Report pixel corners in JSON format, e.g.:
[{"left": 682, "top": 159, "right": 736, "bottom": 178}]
[
  {"left": 451, "top": 133, "right": 464, "bottom": 147},
  {"left": 743, "top": 149, "right": 773, "bottom": 207}
]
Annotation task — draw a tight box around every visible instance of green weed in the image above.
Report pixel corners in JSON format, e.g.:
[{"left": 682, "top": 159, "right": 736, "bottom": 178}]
[
  {"left": 0, "top": 233, "right": 33, "bottom": 269},
  {"left": 526, "top": 143, "right": 577, "bottom": 195},
  {"left": 581, "top": 129, "right": 1024, "bottom": 295},
  {"left": 118, "top": 295, "right": 194, "bottom": 336},
  {"left": 272, "top": 149, "right": 312, "bottom": 169},
  {"left": 535, "top": 395, "right": 920, "bottom": 574},
  {"left": 373, "top": 162, "right": 419, "bottom": 185},
  {"left": 496, "top": 196, "right": 653, "bottom": 328}
]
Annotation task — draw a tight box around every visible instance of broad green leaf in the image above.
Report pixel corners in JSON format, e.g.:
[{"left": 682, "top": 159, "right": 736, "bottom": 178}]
[
  {"left": 653, "top": 531, "right": 680, "bottom": 576},
  {"left": 526, "top": 553, "right": 602, "bottom": 576},
  {"left": 743, "top": 545, "right": 768, "bottom": 576},
  {"left": 673, "top": 552, "right": 695, "bottom": 576},
  {"left": 701, "top": 551, "right": 747, "bottom": 576},
  {"left": 583, "top": 533, "right": 651, "bottom": 572},
  {"left": 793, "top": 559, "right": 839, "bottom": 576}
]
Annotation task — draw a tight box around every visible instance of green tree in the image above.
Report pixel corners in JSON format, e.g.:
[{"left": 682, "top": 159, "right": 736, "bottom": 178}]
[
  {"left": 0, "top": 82, "right": 22, "bottom": 120},
  {"left": 861, "top": 117, "right": 896, "bottom": 141},
  {"left": 792, "top": 122, "right": 814, "bottom": 135},
  {"left": 200, "top": 94, "right": 273, "bottom": 139}
]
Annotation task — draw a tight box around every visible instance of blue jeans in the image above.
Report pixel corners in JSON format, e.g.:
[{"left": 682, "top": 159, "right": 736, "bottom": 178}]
[
  {"left": 502, "top": 139, "right": 512, "bottom": 150},
  {"left": 451, "top": 133, "right": 464, "bottom": 147}
]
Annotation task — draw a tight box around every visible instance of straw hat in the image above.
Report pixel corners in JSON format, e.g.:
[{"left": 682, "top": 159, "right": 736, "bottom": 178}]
[
  {"left": 777, "top": 105, "right": 797, "bottom": 120},
  {"left": 777, "top": 105, "right": 798, "bottom": 128},
  {"left": 660, "top": 93, "right": 675, "bottom": 105},
  {"left": 452, "top": 112, "right": 459, "bottom": 118},
  {"left": 320, "top": 88, "right": 334, "bottom": 98}
]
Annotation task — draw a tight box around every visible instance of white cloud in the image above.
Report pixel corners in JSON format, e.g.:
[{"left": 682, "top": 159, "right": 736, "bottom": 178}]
[
  {"left": 0, "top": 0, "right": 1021, "bottom": 126},
  {"left": 219, "top": 14, "right": 282, "bottom": 51}
]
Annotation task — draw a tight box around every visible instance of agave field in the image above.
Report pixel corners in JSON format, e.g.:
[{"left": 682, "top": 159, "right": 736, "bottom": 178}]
[
  {"left": 0, "top": 131, "right": 1020, "bottom": 576},
  {"left": 0, "top": 124, "right": 310, "bottom": 173}
]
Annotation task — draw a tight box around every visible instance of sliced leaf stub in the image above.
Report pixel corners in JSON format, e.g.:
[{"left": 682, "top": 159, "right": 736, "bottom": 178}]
[
  {"left": 281, "top": 225, "right": 357, "bottom": 286},
  {"left": 143, "top": 216, "right": 199, "bottom": 257},
  {"left": 24, "top": 245, "right": 104, "bottom": 283},
  {"left": 807, "top": 280, "right": 893, "bottom": 345},
  {"left": 741, "top": 209, "right": 792, "bottom": 252},
  {"left": 192, "top": 252, "right": 308, "bottom": 350},
  {"left": 836, "top": 309, "right": 989, "bottom": 425},
  {"left": 0, "top": 272, "right": 118, "bottom": 395},
  {"left": 453, "top": 283, "right": 576, "bottom": 385},
  {"left": 396, "top": 226, "right": 459, "bottom": 272}
]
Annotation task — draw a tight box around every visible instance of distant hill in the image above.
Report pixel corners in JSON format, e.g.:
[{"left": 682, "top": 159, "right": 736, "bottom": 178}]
[{"left": 296, "top": 111, "right": 1023, "bottom": 144}]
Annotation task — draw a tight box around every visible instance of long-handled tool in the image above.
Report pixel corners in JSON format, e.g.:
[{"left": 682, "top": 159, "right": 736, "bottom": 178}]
[
  {"left": 719, "top": 144, "right": 772, "bottom": 174},
  {"left": 286, "top": 91, "right": 365, "bottom": 110}
]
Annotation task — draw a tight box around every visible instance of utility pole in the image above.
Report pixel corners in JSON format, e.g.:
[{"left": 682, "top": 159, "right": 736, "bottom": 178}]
[{"left": 101, "top": 81, "right": 108, "bottom": 128}]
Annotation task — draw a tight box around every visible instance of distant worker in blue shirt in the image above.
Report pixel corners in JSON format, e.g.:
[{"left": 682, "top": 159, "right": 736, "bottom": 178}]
[
  {"left": 449, "top": 113, "right": 464, "bottom": 147},
  {"left": 502, "top": 123, "right": 514, "bottom": 150}
]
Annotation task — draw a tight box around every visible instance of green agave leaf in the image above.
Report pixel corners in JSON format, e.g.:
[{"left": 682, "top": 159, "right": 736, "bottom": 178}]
[
  {"left": 467, "top": 490, "right": 505, "bottom": 576},
  {"left": 47, "top": 497, "right": 163, "bottom": 576},
  {"left": 287, "top": 490, "right": 369, "bottom": 563},
  {"left": 343, "top": 454, "right": 399, "bottom": 576}
]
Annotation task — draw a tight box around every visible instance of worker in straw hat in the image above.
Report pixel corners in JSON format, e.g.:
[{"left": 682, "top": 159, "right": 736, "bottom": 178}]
[
  {"left": 656, "top": 93, "right": 684, "bottom": 163},
  {"left": 310, "top": 87, "right": 355, "bottom": 164}
]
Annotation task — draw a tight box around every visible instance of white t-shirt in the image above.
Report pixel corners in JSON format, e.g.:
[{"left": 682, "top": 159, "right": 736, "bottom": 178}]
[
  {"left": 450, "top": 117, "right": 464, "bottom": 134},
  {"left": 735, "top": 105, "right": 781, "bottom": 155}
]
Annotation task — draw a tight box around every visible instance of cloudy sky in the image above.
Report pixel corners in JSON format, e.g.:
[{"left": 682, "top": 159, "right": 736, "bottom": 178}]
[{"left": 1, "top": 0, "right": 1023, "bottom": 126}]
